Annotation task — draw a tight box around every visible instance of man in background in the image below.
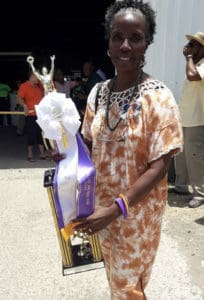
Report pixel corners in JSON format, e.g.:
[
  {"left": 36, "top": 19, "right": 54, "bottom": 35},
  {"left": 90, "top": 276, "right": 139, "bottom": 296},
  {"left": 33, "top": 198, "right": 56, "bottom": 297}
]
[
  {"left": 82, "top": 60, "right": 106, "bottom": 95},
  {"left": 173, "top": 32, "right": 204, "bottom": 208},
  {"left": 75, "top": 60, "right": 105, "bottom": 127},
  {"left": 17, "top": 70, "right": 46, "bottom": 162}
]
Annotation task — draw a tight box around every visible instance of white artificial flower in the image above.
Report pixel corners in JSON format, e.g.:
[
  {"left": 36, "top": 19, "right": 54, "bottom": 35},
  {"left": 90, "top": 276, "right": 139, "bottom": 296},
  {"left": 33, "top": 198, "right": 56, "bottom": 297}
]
[{"left": 35, "top": 91, "right": 81, "bottom": 140}]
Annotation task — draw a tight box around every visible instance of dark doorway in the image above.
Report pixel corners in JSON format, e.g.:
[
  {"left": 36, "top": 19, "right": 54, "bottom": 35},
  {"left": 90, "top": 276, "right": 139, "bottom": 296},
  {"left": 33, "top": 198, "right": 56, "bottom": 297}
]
[{"left": 0, "top": 1, "right": 114, "bottom": 83}]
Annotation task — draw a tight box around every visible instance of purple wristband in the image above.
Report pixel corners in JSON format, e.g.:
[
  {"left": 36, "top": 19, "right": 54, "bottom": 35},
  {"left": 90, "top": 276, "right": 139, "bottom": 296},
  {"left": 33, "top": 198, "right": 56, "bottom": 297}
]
[{"left": 115, "top": 197, "right": 127, "bottom": 218}]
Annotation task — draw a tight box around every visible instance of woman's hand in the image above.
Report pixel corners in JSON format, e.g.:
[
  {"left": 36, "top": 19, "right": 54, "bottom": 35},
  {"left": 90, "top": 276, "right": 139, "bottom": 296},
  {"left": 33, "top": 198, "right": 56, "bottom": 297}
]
[{"left": 73, "top": 203, "right": 121, "bottom": 235}]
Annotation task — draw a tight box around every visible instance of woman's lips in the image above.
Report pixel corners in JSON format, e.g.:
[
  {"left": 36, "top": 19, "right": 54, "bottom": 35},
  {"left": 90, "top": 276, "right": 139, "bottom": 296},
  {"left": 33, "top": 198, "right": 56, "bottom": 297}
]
[{"left": 119, "top": 57, "right": 130, "bottom": 61}]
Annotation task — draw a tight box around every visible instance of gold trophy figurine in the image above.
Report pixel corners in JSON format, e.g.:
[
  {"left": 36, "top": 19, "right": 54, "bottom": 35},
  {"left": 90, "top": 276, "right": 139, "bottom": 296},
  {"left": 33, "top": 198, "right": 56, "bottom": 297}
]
[{"left": 26, "top": 55, "right": 56, "bottom": 94}]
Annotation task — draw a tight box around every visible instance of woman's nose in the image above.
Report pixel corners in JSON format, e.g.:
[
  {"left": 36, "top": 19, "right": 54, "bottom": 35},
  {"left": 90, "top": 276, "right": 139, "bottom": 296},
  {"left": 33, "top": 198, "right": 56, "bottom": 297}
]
[{"left": 120, "top": 38, "right": 131, "bottom": 50}]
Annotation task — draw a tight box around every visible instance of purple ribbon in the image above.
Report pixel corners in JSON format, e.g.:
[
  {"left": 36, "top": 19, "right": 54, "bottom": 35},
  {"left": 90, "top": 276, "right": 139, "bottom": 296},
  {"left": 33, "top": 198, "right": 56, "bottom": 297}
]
[
  {"left": 76, "top": 133, "right": 95, "bottom": 218},
  {"left": 52, "top": 134, "right": 95, "bottom": 229}
]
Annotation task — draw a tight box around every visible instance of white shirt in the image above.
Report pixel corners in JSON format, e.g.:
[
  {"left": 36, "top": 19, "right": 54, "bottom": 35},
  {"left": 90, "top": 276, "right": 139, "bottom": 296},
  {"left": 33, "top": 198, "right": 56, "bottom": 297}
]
[{"left": 179, "top": 58, "right": 204, "bottom": 127}]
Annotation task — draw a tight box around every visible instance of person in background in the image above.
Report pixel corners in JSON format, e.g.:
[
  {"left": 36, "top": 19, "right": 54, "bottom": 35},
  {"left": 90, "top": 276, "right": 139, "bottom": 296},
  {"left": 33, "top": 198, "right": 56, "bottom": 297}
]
[
  {"left": 82, "top": 60, "right": 105, "bottom": 95},
  {"left": 10, "top": 79, "right": 25, "bottom": 136},
  {"left": 72, "top": 1, "right": 183, "bottom": 299},
  {"left": 74, "top": 60, "right": 105, "bottom": 124},
  {"left": 17, "top": 69, "right": 46, "bottom": 162},
  {"left": 53, "top": 67, "right": 77, "bottom": 98},
  {"left": 71, "top": 77, "right": 87, "bottom": 127},
  {"left": 173, "top": 32, "right": 204, "bottom": 208},
  {"left": 0, "top": 80, "right": 11, "bottom": 127}
]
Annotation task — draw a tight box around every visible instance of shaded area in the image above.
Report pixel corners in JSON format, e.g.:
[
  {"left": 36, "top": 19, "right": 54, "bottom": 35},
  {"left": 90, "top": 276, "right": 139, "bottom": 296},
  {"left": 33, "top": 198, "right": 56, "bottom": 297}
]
[
  {"left": 167, "top": 192, "right": 190, "bottom": 208},
  {"left": 0, "top": 126, "right": 55, "bottom": 169},
  {"left": 168, "top": 158, "right": 176, "bottom": 184},
  {"left": 195, "top": 217, "right": 204, "bottom": 226},
  {"left": 0, "top": 0, "right": 114, "bottom": 83}
]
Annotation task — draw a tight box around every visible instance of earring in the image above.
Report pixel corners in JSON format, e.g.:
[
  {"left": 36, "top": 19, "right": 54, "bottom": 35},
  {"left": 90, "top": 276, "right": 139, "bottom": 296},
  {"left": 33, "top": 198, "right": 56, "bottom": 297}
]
[
  {"left": 140, "top": 55, "right": 146, "bottom": 69},
  {"left": 107, "top": 50, "right": 111, "bottom": 57}
]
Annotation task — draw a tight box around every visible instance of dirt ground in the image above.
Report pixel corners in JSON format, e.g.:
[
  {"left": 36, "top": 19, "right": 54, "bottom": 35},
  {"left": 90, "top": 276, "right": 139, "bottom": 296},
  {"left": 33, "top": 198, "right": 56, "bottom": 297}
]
[
  {"left": 0, "top": 126, "right": 204, "bottom": 299},
  {"left": 166, "top": 190, "right": 204, "bottom": 295}
]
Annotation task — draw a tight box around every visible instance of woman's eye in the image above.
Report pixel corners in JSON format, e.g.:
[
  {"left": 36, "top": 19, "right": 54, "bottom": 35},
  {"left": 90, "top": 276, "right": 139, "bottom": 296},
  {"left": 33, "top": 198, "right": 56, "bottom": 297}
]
[
  {"left": 111, "top": 33, "right": 143, "bottom": 44},
  {"left": 129, "top": 35, "right": 142, "bottom": 43},
  {"left": 112, "top": 34, "right": 123, "bottom": 42}
]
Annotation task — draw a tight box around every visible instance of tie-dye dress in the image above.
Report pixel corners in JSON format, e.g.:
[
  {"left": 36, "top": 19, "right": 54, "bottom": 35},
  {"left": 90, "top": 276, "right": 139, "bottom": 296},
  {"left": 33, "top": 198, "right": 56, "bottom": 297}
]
[{"left": 82, "top": 79, "right": 183, "bottom": 299}]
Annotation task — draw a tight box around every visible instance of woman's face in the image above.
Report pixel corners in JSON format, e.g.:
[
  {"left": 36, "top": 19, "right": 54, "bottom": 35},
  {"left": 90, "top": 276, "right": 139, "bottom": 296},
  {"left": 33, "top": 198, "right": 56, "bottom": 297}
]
[{"left": 108, "top": 11, "right": 147, "bottom": 73}]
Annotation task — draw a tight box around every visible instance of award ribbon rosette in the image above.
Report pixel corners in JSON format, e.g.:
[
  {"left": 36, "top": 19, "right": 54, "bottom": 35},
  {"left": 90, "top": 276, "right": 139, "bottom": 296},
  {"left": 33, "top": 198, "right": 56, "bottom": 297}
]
[{"left": 35, "top": 92, "right": 95, "bottom": 241}]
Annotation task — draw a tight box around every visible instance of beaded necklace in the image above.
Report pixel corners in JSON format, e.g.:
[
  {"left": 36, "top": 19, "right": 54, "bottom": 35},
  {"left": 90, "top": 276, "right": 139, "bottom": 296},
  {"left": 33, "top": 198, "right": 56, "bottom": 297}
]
[{"left": 105, "top": 72, "right": 142, "bottom": 131}]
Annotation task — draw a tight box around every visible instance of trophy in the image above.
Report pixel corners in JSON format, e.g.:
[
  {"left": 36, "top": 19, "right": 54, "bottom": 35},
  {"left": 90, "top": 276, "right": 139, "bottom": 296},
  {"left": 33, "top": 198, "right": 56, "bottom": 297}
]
[
  {"left": 27, "top": 55, "right": 103, "bottom": 275},
  {"left": 26, "top": 55, "right": 56, "bottom": 94},
  {"left": 44, "top": 167, "right": 103, "bottom": 275}
]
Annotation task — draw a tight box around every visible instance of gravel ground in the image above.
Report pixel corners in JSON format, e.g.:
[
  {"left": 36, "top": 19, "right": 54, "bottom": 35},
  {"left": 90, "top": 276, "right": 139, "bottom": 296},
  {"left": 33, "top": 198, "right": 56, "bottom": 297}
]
[{"left": 0, "top": 168, "right": 203, "bottom": 300}]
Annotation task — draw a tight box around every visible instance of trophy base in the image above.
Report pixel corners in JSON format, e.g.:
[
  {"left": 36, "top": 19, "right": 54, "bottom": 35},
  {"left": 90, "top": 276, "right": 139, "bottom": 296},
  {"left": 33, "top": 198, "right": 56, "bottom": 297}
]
[
  {"left": 62, "top": 243, "right": 104, "bottom": 276},
  {"left": 44, "top": 168, "right": 104, "bottom": 276}
]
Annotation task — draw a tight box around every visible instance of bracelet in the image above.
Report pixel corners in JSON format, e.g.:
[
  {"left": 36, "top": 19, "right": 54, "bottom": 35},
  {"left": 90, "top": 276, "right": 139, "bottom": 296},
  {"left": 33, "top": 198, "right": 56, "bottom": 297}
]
[
  {"left": 115, "top": 198, "right": 127, "bottom": 218},
  {"left": 186, "top": 54, "right": 193, "bottom": 59},
  {"left": 119, "top": 193, "right": 130, "bottom": 214}
]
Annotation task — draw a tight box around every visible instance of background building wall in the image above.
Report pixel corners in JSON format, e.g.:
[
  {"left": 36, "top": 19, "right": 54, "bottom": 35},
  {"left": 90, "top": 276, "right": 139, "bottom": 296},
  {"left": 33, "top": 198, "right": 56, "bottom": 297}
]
[{"left": 144, "top": 0, "right": 204, "bottom": 102}]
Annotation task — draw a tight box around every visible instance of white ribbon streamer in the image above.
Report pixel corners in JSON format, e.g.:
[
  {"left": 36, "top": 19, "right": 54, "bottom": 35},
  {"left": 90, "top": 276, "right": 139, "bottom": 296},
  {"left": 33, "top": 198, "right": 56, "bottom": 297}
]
[{"left": 35, "top": 91, "right": 81, "bottom": 226}]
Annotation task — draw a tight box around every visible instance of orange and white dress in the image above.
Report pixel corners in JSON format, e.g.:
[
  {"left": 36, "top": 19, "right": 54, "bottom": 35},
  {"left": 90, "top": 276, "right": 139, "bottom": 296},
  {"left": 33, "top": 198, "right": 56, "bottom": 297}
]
[{"left": 82, "top": 79, "right": 183, "bottom": 299}]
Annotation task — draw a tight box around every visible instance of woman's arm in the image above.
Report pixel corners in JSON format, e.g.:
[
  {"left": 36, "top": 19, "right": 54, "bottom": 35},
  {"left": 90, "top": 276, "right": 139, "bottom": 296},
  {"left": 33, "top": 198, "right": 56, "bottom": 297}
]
[
  {"left": 83, "top": 138, "right": 92, "bottom": 155},
  {"left": 125, "top": 152, "right": 172, "bottom": 206},
  {"left": 74, "top": 152, "right": 173, "bottom": 234}
]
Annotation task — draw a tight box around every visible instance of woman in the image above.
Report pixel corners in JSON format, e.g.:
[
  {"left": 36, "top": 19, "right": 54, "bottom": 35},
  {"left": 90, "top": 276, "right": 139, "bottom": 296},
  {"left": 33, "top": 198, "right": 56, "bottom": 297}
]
[{"left": 74, "top": 1, "right": 183, "bottom": 299}]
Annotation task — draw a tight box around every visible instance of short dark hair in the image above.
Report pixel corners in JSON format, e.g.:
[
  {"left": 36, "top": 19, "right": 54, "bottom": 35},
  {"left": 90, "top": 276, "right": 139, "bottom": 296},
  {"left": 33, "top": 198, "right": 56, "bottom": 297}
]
[{"left": 104, "top": 0, "right": 156, "bottom": 46}]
